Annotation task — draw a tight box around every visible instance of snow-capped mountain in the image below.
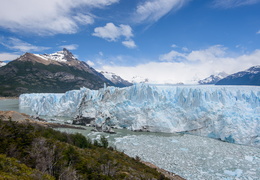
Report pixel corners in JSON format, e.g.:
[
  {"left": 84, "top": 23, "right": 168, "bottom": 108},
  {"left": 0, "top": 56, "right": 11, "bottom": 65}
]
[
  {"left": 35, "top": 49, "right": 77, "bottom": 62},
  {"left": 0, "top": 48, "right": 115, "bottom": 96},
  {"left": 198, "top": 72, "right": 228, "bottom": 84},
  {"left": 100, "top": 71, "right": 132, "bottom": 87},
  {"left": 0, "top": 61, "right": 7, "bottom": 67},
  {"left": 20, "top": 84, "right": 260, "bottom": 147},
  {"left": 216, "top": 65, "right": 260, "bottom": 86}
]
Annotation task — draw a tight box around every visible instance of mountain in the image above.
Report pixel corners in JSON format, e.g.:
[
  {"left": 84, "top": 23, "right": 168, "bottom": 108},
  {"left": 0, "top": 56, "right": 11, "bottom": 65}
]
[
  {"left": 216, "top": 65, "right": 260, "bottom": 86},
  {"left": 0, "top": 48, "right": 114, "bottom": 96},
  {"left": 100, "top": 71, "right": 132, "bottom": 87},
  {"left": 198, "top": 72, "right": 228, "bottom": 84}
]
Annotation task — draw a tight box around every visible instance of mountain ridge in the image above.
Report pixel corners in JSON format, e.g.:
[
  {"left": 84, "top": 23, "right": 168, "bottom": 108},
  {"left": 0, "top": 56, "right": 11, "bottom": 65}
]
[
  {"left": 216, "top": 65, "right": 260, "bottom": 86},
  {"left": 198, "top": 72, "right": 228, "bottom": 85},
  {"left": 100, "top": 71, "right": 133, "bottom": 87},
  {"left": 0, "top": 49, "right": 120, "bottom": 96}
]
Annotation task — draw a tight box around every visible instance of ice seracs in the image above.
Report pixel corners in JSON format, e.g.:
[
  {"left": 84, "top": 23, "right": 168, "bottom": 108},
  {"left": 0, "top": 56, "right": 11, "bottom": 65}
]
[{"left": 19, "top": 84, "right": 260, "bottom": 147}]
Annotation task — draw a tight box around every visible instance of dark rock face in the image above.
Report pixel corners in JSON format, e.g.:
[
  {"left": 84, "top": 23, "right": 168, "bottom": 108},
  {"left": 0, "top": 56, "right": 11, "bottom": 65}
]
[
  {"left": 0, "top": 49, "right": 115, "bottom": 96},
  {"left": 216, "top": 66, "right": 260, "bottom": 86},
  {"left": 72, "top": 116, "right": 95, "bottom": 126}
]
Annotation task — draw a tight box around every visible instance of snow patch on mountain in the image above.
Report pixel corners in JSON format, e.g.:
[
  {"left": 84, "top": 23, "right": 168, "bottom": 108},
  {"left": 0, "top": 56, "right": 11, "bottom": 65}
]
[
  {"left": 216, "top": 65, "right": 260, "bottom": 86},
  {"left": 100, "top": 71, "right": 132, "bottom": 87},
  {"left": 198, "top": 72, "right": 228, "bottom": 84},
  {"left": 229, "top": 65, "right": 260, "bottom": 78},
  {"left": 35, "top": 48, "right": 76, "bottom": 62}
]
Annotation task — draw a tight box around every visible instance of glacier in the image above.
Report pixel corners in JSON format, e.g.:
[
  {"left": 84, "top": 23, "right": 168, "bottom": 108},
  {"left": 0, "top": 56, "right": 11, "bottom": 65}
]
[{"left": 19, "top": 84, "right": 260, "bottom": 147}]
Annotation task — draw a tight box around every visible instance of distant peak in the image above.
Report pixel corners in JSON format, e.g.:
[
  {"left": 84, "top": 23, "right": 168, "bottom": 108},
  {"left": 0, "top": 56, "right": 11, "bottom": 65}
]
[
  {"left": 33, "top": 49, "right": 77, "bottom": 62},
  {"left": 62, "top": 48, "right": 76, "bottom": 60},
  {"left": 62, "top": 48, "right": 70, "bottom": 54}
]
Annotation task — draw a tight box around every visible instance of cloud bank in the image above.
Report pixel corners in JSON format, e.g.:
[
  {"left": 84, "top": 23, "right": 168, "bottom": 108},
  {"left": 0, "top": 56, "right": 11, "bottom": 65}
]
[
  {"left": 212, "top": 0, "right": 260, "bottom": 8},
  {"left": 133, "top": 0, "right": 191, "bottom": 23},
  {"left": 0, "top": 0, "right": 119, "bottom": 35},
  {"left": 0, "top": 37, "right": 49, "bottom": 52},
  {"left": 0, "top": 53, "right": 20, "bottom": 61},
  {"left": 59, "top": 44, "right": 79, "bottom": 50},
  {"left": 101, "top": 45, "right": 260, "bottom": 84}
]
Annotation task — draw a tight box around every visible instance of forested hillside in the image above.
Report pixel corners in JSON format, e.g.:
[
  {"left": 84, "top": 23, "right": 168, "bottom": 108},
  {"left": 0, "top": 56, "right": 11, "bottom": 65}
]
[{"left": 0, "top": 118, "right": 171, "bottom": 180}]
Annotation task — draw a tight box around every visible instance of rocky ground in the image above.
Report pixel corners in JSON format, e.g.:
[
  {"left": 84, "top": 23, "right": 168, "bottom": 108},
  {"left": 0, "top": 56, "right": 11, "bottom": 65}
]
[
  {"left": 0, "top": 110, "right": 85, "bottom": 129},
  {"left": 0, "top": 97, "right": 18, "bottom": 100}
]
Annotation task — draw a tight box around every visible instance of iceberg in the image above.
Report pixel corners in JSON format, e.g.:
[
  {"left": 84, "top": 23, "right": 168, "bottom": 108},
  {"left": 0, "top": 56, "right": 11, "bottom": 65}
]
[{"left": 19, "top": 84, "right": 260, "bottom": 147}]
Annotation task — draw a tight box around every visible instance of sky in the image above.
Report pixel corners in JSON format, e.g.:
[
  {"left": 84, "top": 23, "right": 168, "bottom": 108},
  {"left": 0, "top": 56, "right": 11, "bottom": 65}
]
[{"left": 0, "top": 0, "right": 260, "bottom": 84}]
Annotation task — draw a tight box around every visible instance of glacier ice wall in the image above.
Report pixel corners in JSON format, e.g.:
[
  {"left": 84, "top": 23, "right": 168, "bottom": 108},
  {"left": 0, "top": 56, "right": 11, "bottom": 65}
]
[{"left": 19, "top": 84, "right": 260, "bottom": 147}]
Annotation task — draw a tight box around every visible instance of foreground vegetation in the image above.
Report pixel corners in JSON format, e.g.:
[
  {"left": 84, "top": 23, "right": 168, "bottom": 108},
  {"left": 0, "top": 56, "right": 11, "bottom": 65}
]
[{"left": 0, "top": 118, "right": 170, "bottom": 179}]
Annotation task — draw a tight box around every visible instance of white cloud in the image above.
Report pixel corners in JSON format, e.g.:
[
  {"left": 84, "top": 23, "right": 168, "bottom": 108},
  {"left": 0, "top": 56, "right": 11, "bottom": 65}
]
[
  {"left": 182, "top": 47, "right": 189, "bottom": 52},
  {"left": 92, "top": 22, "right": 137, "bottom": 48},
  {"left": 186, "top": 45, "right": 227, "bottom": 62},
  {"left": 212, "top": 0, "right": 260, "bottom": 8},
  {"left": 59, "top": 44, "right": 79, "bottom": 50},
  {"left": 86, "top": 60, "right": 95, "bottom": 66},
  {"left": 160, "top": 45, "right": 226, "bottom": 62},
  {"left": 101, "top": 46, "right": 260, "bottom": 84},
  {"left": 92, "top": 23, "right": 133, "bottom": 41},
  {"left": 0, "top": 37, "right": 50, "bottom": 52},
  {"left": 73, "top": 13, "right": 94, "bottom": 25},
  {"left": 133, "top": 0, "right": 190, "bottom": 23},
  {"left": 159, "top": 50, "right": 185, "bottom": 62},
  {"left": 171, "top": 44, "right": 178, "bottom": 48},
  {"left": 0, "top": 0, "right": 119, "bottom": 35},
  {"left": 122, "top": 40, "right": 137, "bottom": 48},
  {"left": 257, "top": 30, "right": 260, "bottom": 34},
  {"left": 99, "top": 52, "right": 104, "bottom": 56},
  {"left": 0, "top": 52, "right": 20, "bottom": 61}
]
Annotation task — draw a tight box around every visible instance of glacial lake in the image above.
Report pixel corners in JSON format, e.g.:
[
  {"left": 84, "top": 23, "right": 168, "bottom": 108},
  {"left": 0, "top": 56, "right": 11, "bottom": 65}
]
[{"left": 1, "top": 99, "right": 260, "bottom": 180}]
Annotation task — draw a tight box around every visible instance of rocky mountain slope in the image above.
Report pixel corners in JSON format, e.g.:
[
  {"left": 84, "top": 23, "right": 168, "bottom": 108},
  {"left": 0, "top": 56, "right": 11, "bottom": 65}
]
[
  {"left": 216, "top": 65, "right": 260, "bottom": 86},
  {"left": 100, "top": 71, "right": 132, "bottom": 87},
  {"left": 0, "top": 49, "right": 115, "bottom": 96}
]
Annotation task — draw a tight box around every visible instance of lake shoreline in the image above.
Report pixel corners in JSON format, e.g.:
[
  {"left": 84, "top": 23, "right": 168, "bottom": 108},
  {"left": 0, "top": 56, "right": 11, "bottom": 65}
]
[{"left": 0, "top": 97, "right": 19, "bottom": 100}]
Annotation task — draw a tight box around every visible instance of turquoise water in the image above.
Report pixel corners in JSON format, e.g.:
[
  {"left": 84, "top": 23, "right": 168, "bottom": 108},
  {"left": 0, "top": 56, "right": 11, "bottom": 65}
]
[{"left": 0, "top": 99, "right": 20, "bottom": 112}]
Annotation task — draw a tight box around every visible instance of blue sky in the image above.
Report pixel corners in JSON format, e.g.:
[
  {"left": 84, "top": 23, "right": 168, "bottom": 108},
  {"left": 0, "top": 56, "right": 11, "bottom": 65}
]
[{"left": 0, "top": 0, "right": 260, "bottom": 83}]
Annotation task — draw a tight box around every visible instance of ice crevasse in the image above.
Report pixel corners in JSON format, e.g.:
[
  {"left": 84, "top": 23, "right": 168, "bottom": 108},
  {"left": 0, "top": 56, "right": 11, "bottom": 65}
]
[{"left": 19, "top": 84, "right": 260, "bottom": 147}]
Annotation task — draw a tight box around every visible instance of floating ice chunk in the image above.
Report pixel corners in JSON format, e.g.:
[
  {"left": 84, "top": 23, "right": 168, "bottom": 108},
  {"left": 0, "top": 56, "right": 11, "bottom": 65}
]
[
  {"left": 170, "top": 139, "right": 179, "bottom": 143},
  {"left": 180, "top": 148, "right": 189, "bottom": 152},
  {"left": 224, "top": 169, "right": 243, "bottom": 177},
  {"left": 245, "top": 156, "right": 254, "bottom": 162}
]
